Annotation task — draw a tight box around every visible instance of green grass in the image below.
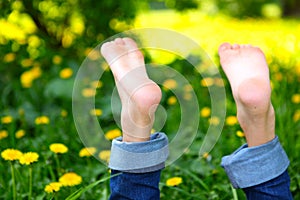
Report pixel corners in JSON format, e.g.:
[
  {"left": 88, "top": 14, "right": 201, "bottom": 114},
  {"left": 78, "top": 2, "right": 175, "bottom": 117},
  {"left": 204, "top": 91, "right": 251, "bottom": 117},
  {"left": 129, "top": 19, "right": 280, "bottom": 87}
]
[{"left": 1, "top": 9, "right": 300, "bottom": 199}]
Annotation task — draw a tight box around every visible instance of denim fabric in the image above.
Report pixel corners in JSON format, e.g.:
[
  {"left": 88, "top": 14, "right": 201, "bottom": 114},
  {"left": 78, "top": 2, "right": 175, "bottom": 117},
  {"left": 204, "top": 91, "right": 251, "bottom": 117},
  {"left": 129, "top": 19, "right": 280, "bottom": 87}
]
[
  {"left": 109, "top": 170, "right": 161, "bottom": 200},
  {"left": 221, "top": 136, "right": 290, "bottom": 189},
  {"left": 109, "top": 132, "right": 169, "bottom": 173},
  {"left": 243, "top": 170, "right": 293, "bottom": 200},
  {"left": 109, "top": 133, "right": 292, "bottom": 199}
]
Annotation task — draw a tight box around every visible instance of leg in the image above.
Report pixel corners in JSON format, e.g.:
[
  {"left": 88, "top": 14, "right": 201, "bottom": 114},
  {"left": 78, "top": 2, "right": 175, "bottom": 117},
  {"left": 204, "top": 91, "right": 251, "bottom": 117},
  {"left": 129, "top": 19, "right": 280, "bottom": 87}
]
[
  {"left": 219, "top": 43, "right": 292, "bottom": 199},
  {"left": 101, "top": 38, "right": 162, "bottom": 142},
  {"left": 101, "top": 38, "right": 168, "bottom": 200},
  {"left": 218, "top": 43, "right": 275, "bottom": 147}
]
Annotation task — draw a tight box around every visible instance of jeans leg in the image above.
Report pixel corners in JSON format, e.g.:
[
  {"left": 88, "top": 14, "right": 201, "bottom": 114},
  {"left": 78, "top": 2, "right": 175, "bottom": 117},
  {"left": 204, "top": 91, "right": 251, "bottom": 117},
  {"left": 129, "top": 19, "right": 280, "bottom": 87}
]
[
  {"left": 243, "top": 170, "right": 293, "bottom": 200},
  {"left": 109, "top": 170, "right": 161, "bottom": 200}
]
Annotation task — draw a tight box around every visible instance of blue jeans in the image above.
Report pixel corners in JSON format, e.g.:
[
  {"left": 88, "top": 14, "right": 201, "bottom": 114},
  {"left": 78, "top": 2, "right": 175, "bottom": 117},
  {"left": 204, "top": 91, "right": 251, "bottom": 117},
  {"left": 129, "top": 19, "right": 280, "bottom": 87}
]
[{"left": 109, "top": 133, "right": 293, "bottom": 200}]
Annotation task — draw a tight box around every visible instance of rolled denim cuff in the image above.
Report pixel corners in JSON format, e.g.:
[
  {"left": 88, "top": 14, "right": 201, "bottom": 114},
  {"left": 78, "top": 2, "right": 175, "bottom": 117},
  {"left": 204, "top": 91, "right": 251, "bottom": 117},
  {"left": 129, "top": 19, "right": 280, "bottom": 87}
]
[
  {"left": 221, "top": 136, "right": 289, "bottom": 189},
  {"left": 109, "top": 132, "right": 169, "bottom": 173}
]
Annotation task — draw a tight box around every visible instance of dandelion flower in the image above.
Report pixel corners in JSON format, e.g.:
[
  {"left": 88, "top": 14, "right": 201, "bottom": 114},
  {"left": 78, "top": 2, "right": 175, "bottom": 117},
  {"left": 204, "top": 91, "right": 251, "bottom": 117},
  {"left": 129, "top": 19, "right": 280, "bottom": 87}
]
[
  {"left": 1, "top": 116, "right": 13, "bottom": 124},
  {"left": 90, "top": 109, "right": 102, "bottom": 116},
  {"left": 200, "top": 107, "right": 211, "bottom": 118},
  {"left": 35, "top": 116, "right": 50, "bottom": 125},
  {"left": 19, "top": 152, "right": 39, "bottom": 165},
  {"left": 44, "top": 182, "right": 62, "bottom": 193},
  {"left": 15, "top": 129, "right": 25, "bottom": 139},
  {"left": 214, "top": 78, "right": 225, "bottom": 87},
  {"left": 82, "top": 88, "right": 96, "bottom": 97},
  {"left": 60, "top": 68, "right": 73, "bottom": 79},
  {"left": 209, "top": 116, "right": 220, "bottom": 126},
  {"left": 59, "top": 172, "right": 82, "bottom": 186},
  {"left": 226, "top": 116, "right": 238, "bottom": 126},
  {"left": 52, "top": 55, "right": 62, "bottom": 65},
  {"left": 1, "top": 149, "right": 23, "bottom": 161},
  {"left": 105, "top": 129, "right": 121, "bottom": 140},
  {"left": 236, "top": 130, "right": 245, "bottom": 137},
  {"left": 0, "top": 130, "right": 8, "bottom": 140},
  {"left": 167, "top": 96, "right": 177, "bottom": 105},
  {"left": 293, "top": 110, "right": 300, "bottom": 122},
  {"left": 98, "top": 150, "right": 111, "bottom": 163},
  {"left": 90, "top": 80, "right": 103, "bottom": 89},
  {"left": 166, "top": 177, "right": 182, "bottom": 186},
  {"left": 50, "top": 143, "right": 68, "bottom": 154},
  {"left": 61, "top": 109, "right": 68, "bottom": 117},
  {"left": 79, "top": 147, "right": 96, "bottom": 157},
  {"left": 162, "top": 79, "right": 177, "bottom": 90},
  {"left": 292, "top": 94, "right": 300, "bottom": 104},
  {"left": 200, "top": 77, "right": 214, "bottom": 87},
  {"left": 4, "top": 53, "right": 16, "bottom": 63}
]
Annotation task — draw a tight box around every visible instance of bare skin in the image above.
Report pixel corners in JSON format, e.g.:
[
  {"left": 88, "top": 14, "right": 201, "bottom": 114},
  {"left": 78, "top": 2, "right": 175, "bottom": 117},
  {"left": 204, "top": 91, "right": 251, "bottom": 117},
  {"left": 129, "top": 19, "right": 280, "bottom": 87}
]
[
  {"left": 101, "top": 38, "right": 275, "bottom": 146},
  {"left": 218, "top": 43, "right": 275, "bottom": 147},
  {"left": 101, "top": 38, "right": 161, "bottom": 142}
]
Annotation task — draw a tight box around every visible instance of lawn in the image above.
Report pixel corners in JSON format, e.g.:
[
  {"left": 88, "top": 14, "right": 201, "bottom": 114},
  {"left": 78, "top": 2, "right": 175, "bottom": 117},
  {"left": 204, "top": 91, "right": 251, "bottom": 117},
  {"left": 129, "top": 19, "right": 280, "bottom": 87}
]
[{"left": 0, "top": 9, "right": 299, "bottom": 199}]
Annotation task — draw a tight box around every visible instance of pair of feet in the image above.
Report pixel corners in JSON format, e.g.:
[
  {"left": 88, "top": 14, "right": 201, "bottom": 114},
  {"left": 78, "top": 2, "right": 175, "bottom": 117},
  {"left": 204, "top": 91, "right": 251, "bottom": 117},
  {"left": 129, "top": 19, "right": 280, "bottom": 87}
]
[{"left": 101, "top": 38, "right": 275, "bottom": 147}]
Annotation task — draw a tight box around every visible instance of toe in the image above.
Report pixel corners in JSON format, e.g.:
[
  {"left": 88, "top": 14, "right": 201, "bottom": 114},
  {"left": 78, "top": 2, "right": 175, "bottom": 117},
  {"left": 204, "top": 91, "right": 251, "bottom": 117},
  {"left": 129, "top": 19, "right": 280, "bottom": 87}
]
[
  {"left": 123, "top": 37, "right": 139, "bottom": 49},
  {"left": 232, "top": 44, "right": 240, "bottom": 49},
  {"left": 114, "top": 38, "right": 125, "bottom": 45},
  {"left": 218, "top": 42, "right": 231, "bottom": 55}
]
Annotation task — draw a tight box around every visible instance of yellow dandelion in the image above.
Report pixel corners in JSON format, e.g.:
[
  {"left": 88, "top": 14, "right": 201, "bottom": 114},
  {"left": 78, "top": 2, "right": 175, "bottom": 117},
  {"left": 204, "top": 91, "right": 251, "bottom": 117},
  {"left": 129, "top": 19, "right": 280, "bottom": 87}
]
[
  {"left": 1, "top": 149, "right": 23, "bottom": 161},
  {"left": 209, "top": 116, "right": 220, "bottom": 126},
  {"left": 200, "top": 77, "right": 214, "bottom": 87},
  {"left": 200, "top": 107, "right": 211, "bottom": 118},
  {"left": 82, "top": 88, "right": 96, "bottom": 97},
  {"left": 61, "top": 109, "right": 68, "bottom": 117},
  {"left": 274, "top": 72, "right": 283, "bottom": 81},
  {"left": 292, "top": 94, "right": 300, "bottom": 104},
  {"left": 90, "top": 109, "right": 103, "bottom": 116},
  {"left": 236, "top": 130, "right": 245, "bottom": 138},
  {"left": 79, "top": 147, "right": 97, "bottom": 157},
  {"left": 52, "top": 55, "right": 62, "bottom": 65},
  {"left": 50, "top": 143, "right": 68, "bottom": 154},
  {"left": 90, "top": 80, "right": 103, "bottom": 89},
  {"left": 183, "top": 92, "right": 192, "bottom": 100},
  {"left": 214, "top": 78, "right": 225, "bottom": 87},
  {"left": 20, "top": 67, "right": 42, "bottom": 88},
  {"left": 184, "top": 84, "right": 193, "bottom": 92},
  {"left": 4, "top": 53, "right": 16, "bottom": 63},
  {"left": 202, "top": 152, "right": 210, "bottom": 159},
  {"left": 44, "top": 182, "right": 62, "bottom": 193},
  {"left": 105, "top": 129, "right": 121, "bottom": 140},
  {"left": 98, "top": 150, "right": 111, "bottom": 163},
  {"left": 19, "top": 152, "right": 39, "bottom": 165},
  {"left": 59, "top": 172, "right": 82, "bottom": 187},
  {"left": 60, "top": 68, "right": 73, "bottom": 79},
  {"left": 1, "top": 115, "right": 13, "bottom": 124},
  {"left": 15, "top": 129, "right": 25, "bottom": 139},
  {"left": 35, "top": 116, "right": 50, "bottom": 125},
  {"left": 226, "top": 116, "right": 238, "bottom": 126},
  {"left": 21, "top": 58, "right": 33, "bottom": 68},
  {"left": 162, "top": 79, "right": 177, "bottom": 90},
  {"left": 293, "top": 110, "right": 300, "bottom": 122},
  {"left": 0, "top": 130, "right": 8, "bottom": 140},
  {"left": 166, "top": 177, "right": 182, "bottom": 187},
  {"left": 167, "top": 96, "right": 177, "bottom": 105},
  {"left": 151, "top": 129, "right": 156, "bottom": 134}
]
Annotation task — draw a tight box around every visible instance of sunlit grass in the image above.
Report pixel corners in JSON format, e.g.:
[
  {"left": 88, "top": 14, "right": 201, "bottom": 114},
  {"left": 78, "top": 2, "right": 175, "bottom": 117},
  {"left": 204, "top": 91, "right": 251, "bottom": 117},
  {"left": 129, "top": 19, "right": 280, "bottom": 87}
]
[{"left": 0, "top": 8, "right": 299, "bottom": 199}]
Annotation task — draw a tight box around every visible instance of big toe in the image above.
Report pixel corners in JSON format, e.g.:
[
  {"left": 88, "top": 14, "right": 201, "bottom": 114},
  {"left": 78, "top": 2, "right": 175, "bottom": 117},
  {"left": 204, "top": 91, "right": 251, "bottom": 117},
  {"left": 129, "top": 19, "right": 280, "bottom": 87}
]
[
  {"left": 123, "top": 37, "right": 139, "bottom": 49},
  {"left": 218, "top": 42, "right": 231, "bottom": 56}
]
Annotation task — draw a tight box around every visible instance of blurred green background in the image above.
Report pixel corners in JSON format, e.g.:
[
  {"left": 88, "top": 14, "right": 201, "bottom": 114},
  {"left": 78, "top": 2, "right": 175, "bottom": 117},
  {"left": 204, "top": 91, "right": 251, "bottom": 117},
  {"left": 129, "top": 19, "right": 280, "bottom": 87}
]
[{"left": 0, "top": 0, "right": 299, "bottom": 199}]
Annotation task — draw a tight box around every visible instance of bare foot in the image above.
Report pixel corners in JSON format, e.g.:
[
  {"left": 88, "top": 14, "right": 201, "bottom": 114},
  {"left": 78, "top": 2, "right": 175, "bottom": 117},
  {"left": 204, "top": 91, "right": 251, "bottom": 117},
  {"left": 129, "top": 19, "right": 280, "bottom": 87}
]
[
  {"left": 101, "top": 38, "right": 161, "bottom": 142},
  {"left": 218, "top": 43, "right": 275, "bottom": 147}
]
